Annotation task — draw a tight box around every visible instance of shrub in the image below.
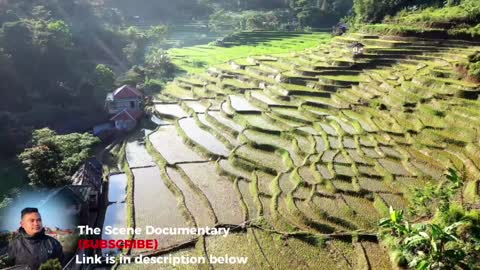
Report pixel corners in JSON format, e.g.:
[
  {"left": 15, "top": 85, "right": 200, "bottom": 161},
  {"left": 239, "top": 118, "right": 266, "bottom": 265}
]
[
  {"left": 39, "top": 259, "right": 62, "bottom": 270},
  {"left": 379, "top": 169, "right": 480, "bottom": 270},
  {"left": 466, "top": 51, "right": 480, "bottom": 80},
  {"left": 191, "top": 59, "right": 207, "bottom": 68},
  {"left": 144, "top": 78, "right": 164, "bottom": 93},
  {"left": 468, "top": 61, "right": 480, "bottom": 78},
  {"left": 145, "top": 48, "right": 177, "bottom": 78},
  {"left": 408, "top": 168, "right": 463, "bottom": 218},
  {"left": 117, "top": 65, "right": 145, "bottom": 86}
]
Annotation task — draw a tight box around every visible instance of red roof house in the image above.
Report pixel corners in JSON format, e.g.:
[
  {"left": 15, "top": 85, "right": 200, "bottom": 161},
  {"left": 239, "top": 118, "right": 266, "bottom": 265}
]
[
  {"left": 109, "top": 109, "right": 144, "bottom": 131},
  {"left": 112, "top": 85, "right": 143, "bottom": 99},
  {"left": 106, "top": 85, "right": 144, "bottom": 114}
]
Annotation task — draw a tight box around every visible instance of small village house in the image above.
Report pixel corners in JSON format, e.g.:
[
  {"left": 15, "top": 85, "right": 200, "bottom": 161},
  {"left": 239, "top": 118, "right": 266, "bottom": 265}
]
[
  {"left": 105, "top": 85, "right": 143, "bottom": 114},
  {"left": 105, "top": 85, "right": 144, "bottom": 131},
  {"left": 38, "top": 158, "right": 104, "bottom": 227},
  {"left": 109, "top": 109, "right": 143, "bottom": 131},
  {"left": 71, "top": 158, "right": 103, "bottom": 210}
]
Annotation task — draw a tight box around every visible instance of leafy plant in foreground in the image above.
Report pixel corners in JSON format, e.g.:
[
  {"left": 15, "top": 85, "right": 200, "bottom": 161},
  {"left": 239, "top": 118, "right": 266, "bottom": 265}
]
[
  {"left": 408, "top": 168, "right": 463, "bottom": 218},
  {"left": 379, "top": 169, "right": 480, "bottom": 270}
]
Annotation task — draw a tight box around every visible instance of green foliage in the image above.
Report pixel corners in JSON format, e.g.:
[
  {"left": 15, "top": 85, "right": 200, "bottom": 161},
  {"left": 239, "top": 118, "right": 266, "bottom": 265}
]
[
  {"left": 145, "top": 48, "right": 177, "bottom": 79},
  {"left": 208, "top": 0, "right": 353, "bottom": 31},
  {"left": 39, "top": 259, "right": 62, "bottom": 270},
  {"left": 191, "top": 59, "right": 207, "bottom": 68},
  {"left": 117, "top": 65, "right": 145, "bottom": 86},
  {"left": 46, "top": 26, "right": 73, "bottom": 50},
  {"left": 390, "top": 2, "right": 480, "bottom": 27},
  {"left": 409, "top": 168, "right": 463, "bottom": 218},
  {"left": 31, "top": 5, "right": 52, "bottom": 21},
  {"left": 18, "top": 144, "right": 65, "bottom": 187},
  {"left": 144, "top": 78, "right": 165, "bottom": 93},
  {"left": 448, "top": 23, "right": 480, "bottom": 38},
  {"left": 468, "top": 61, "right": 480, "bottom": 78},
  {"left": 169, "top": 32, "right": 331, "bottom": 74},
  {"left": 204, "top": 0, "right": 288, "bottom": 10},
  {"left": 121, "top": 25, "right": 168, "bottom": 65},
  {"left": 98, "top": 0, "right": 211, "bottom": 21},
  {"left": 94, "top": 64, "right": 115, "bottom": 92},
  {"left": 291, "top": 0, "right": 352, "bottom": 27},
  {"left": 147, "top": 25, "right": 167, "bottom": 41},
  {"left": 468, "top": 51, "right": 480, "bottom": 63},
  {"left": 353, "top": 0, "right": 480, "bottom": 38},
  {"left": 0, "top": 1, "right": 129, "bottom": 164},
  {"left": 353, "top": 0, "right": 405, "bottom": 23},
  {"left": 18, "top": 128, "right": 99, "bottom": 187},
  {"left": 208, "top": 9, "right": 295, "bottom": 32},
  {"left": 0, "top": 159, "right": 26, "bottom": 203},
  {"left": 93, "top": 64, "right": 116, "bottom": 102},
  {"left": 351, "top": 0, "right": 480, "bottom": 24},
  {"left": 47, "top": 20, "right": 71, "bottom": 40},
  {"left": 380, "top": 206, "right": 480, "bottom": 269},
  {"left": 467, "top": 51, "right": 480, "bottom": 79},
  {"left": 358, "top": 22, "right": 480, "bottom": 40},
  {"left": 379, "top": 169, "right": 480, "bottom": 270}
]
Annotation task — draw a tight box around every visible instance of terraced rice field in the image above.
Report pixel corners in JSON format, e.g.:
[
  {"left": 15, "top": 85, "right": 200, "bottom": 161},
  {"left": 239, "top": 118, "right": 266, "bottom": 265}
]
[
  {"left": 126, "top": 140, "right": 155, "bottom": 168},
  {"left": 169, "top": 31, "right": 332, "bottom": 74},
  {"left": 178, "top": 162, "right": 244, "bottom": 225},
  {"left": 149, "top": 125, "right": 207, "bottom": 164},
  {"left": 178, "top": 118, "right": 230, "bottom": 157},
  {"left": 132, "top": 167, "right": 194, "bottom": 252},
  {"left": 117, "top": 33, "right": 480, "bottom": 268}
]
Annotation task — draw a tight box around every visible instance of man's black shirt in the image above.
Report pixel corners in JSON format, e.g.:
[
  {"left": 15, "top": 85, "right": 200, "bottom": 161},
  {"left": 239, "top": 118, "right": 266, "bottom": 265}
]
[{"left": 7, "top": 227, "right": 64, "bottom": 270}]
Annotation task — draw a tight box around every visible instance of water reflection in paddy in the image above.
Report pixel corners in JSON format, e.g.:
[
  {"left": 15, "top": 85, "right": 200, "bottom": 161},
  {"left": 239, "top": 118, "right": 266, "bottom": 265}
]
[
  {"left": 101, "top": 202, "right": 126, "bottom": 256},
  {"left": 107, "top": 174, "right": 127, "bottom": 203}
]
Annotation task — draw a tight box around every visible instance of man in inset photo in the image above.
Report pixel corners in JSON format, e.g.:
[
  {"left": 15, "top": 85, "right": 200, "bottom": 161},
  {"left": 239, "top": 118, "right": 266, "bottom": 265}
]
[{"left": 7, "top": 207, "right": 64, "bottom": 270}]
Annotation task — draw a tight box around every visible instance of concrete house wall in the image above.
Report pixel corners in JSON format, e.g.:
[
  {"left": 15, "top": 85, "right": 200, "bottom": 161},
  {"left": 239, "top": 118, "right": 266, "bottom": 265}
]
[
  {"left": 114, "top": 119, "right": 137, "bottom": 130},
  {"left": 108, "top": 98, "right": 141, "bottom": 114}
]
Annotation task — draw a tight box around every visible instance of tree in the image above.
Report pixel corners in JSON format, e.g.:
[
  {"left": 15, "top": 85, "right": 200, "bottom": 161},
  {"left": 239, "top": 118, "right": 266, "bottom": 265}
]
[
  {"left": 31, "top": 5, "right": 52, "bottom": 21},
  {"left": 122, "top": 25, "right": 168, "bottom": 65},
  {"left": 46, "top": 20, "right": 72, "bottom": 48},
  {"left": 288, "top": 0, "right": 351, "bottom": 27},
  {"left": 147, "top": 25, "right": 167, "bottom": 42},
  {"left": 1, "top": 21, "right": 35, "bottom": 76},
  {"left": 93, "top": 64, "right": 116, "bottom": 97},
  {"left": 352, "top": 0, "right": 446, "bottom": 23},
  {"left": 145, "top": 48, "right": 176, "bottom": 78},
  {"left": 0, "top": 0, "right": 126, "bottom": 171},
  {"left": 18, "top": 128, "right": 100, "bottom": 187},
  {"left": 18, "top": 144, "right": 65, "bottom": 187},
  {"left": 117, "top": 65, "right": 145, "bottom": 86}
]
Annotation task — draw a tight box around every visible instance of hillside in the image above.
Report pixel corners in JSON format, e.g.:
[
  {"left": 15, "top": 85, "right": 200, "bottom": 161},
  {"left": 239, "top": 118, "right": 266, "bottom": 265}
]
[
  {"left": 108, "top": 31, "right": 480, "bottom": 269},
  {"left": 354, "top": 0, "right": 480, "bottom": 39}
]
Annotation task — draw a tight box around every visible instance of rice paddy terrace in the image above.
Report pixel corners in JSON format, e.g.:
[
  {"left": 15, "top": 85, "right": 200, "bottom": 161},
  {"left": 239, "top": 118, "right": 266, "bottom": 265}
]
[
  {"left": 168, "top": 31, "right": 330, "bottom": 74},
  {"left": 117, "top": 33, "right": 480, "bottom": 269}
]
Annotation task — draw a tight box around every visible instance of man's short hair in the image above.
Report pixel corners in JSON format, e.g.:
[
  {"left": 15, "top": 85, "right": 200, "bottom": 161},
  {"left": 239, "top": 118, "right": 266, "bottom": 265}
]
[{"left": 21, "top": 207, "right": 39, "bottom": 219}]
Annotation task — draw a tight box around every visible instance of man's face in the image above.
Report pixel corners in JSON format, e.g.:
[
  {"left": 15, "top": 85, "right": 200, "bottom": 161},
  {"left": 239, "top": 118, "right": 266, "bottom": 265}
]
[{"left": 20, "top": 212, "right": 43, "bottom": 236}]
